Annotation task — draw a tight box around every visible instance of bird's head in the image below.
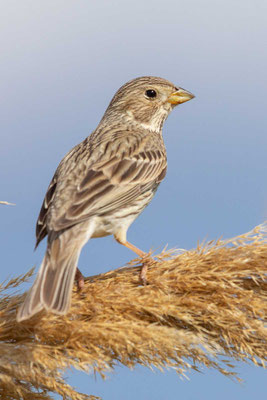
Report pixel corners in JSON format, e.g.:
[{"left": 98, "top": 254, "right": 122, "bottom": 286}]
[{"left": 101, "top": 76, "right": 195, "bottom": 133}]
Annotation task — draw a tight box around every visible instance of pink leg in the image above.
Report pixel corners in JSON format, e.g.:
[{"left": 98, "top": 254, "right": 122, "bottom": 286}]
[
  {"left": 75, "top": 268, "right": 85, "bottom": 291},
  {"left": 115, "top": 238, "right": 149, "bottom": 285}
]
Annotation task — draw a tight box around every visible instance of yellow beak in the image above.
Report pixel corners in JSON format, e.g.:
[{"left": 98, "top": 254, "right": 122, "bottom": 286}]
[{"left": 167, "top": 88, "right": 195, "bottom": 105}]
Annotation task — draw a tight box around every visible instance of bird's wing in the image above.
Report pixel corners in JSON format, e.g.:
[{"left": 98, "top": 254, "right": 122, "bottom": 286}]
[
  {"left": 49, "top": 134, "right": 167, "bottom": 232},
  {"left": 35, "top": 141, "right": 84, "bottom": 247},
  {"left": 35, "top": 174, "right": 57, "bottom": 247}
]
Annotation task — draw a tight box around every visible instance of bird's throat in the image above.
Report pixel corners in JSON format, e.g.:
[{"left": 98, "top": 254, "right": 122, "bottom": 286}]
[{"left": 125, "top": 109, "right": 167, "bottom": 134}]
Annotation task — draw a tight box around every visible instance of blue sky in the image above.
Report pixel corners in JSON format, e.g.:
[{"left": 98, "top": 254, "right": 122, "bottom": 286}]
[{"left": 0, "top": 0, "right": 266, "bottom": 399}]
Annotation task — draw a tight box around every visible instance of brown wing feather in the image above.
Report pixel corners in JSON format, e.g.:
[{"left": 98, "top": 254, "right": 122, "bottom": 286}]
[
  {"left": 35, "top": 175, "right": 57, "bottom": 248},
  {"left": 37, "top": 133, "right": 167, "bottom": 234},
  {"left": 51, "top": 147, "right": 167, "bottom": 231}
]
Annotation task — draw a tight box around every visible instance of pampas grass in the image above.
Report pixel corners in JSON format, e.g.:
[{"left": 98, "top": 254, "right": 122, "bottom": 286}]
[
  {"left": 0, "top": 223, "right": 266, "bottom": 399},
  {"left": 0, "top": 201, "right": 15, "bottom": 205}
]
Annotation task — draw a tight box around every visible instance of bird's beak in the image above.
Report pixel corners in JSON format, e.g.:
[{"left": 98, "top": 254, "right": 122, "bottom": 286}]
[{"left": 167, "top": 88, "right": 195, "bottom": 105}]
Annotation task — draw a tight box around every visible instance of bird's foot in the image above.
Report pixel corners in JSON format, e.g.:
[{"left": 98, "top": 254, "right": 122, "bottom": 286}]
[
  {"left": 75, "top": 268, "right": 85, "bottom": 291},
  {"left": 139, "top": 253, "right": 154, "bottom": 285},
  {"left": 140, "top": 263, "right": 148, "bottom": 285}
]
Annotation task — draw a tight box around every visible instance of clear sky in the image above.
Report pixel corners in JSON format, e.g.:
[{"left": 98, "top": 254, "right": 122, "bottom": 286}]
[{"left": 1, "top": 0, "right": 266, "bottom": 399}]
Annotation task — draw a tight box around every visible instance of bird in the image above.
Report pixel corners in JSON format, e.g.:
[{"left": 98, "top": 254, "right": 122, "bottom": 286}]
[{"left": 17, "top": 76, "right": 194, "bottom": 322}]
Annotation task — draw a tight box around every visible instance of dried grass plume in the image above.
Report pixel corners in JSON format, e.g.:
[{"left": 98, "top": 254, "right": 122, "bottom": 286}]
[
  {"left": 0, "top": 223, "right": 266, "bottom": 399},
  {"left": 0, "top": 201, "right": 15, "bottom": 205}
]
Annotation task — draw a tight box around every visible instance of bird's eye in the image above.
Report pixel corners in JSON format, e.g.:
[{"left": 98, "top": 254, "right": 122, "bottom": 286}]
[{"left": 145, "top": 89, "right": 157, "bottom": 99}]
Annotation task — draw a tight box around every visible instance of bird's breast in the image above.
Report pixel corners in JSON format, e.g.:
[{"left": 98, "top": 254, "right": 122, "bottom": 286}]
[{"left": 91, "top": 190, "right": 155, "bottom": 239}]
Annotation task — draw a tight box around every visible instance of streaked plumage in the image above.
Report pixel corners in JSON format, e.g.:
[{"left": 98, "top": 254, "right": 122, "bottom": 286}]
[{"left": 17, "top": 76, "right": 194, "bottom": 321}]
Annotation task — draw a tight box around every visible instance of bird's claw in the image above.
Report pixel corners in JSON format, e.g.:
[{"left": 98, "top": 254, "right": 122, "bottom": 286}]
[
  {"left": 75, "top": 268, "right": 85, "bottom": 291},
  {"left": 139, "top": 254, "right": 154, "bottom": 285},
  {"left": 140, "top": 263, "right": 148, "bottom": 285}
]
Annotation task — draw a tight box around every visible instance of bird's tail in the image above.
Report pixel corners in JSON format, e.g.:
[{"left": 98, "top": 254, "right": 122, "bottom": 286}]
[
  {"left": 16, "top": 250, "right": 79, "bottom": 321},
  {"left": 16, "top": 220, "right": 96, "bottom": 322}
]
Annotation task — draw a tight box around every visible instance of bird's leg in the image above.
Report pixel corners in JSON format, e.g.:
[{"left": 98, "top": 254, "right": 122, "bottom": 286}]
[
  {"left": 119, "top": 240, "right": 149, "bottom": 285},
  {"left": 119, "top": 240, "right": 146, "bottom": 258},
  {"left": 140, "top": 263, "right": 148, "bottom": 285},
  {"left": 75, "top": 267, "right": 85, "bottom": 291},
  {"left": 114, "top": 233, "right": 150, "bottom": 285}
]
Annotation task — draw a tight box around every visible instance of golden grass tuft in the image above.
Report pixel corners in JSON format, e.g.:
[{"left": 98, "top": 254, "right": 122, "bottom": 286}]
[
  {"left": 0, "top": 223, "right": 267, "bottom": 399},
  {"left": 0, "top": 201, "right": 15, "bottom": 205}
]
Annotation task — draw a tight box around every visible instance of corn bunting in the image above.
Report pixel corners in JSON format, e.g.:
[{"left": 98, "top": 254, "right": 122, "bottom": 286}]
[{"left": 17, "top": 76, "right": 194, "bottom": 321}]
